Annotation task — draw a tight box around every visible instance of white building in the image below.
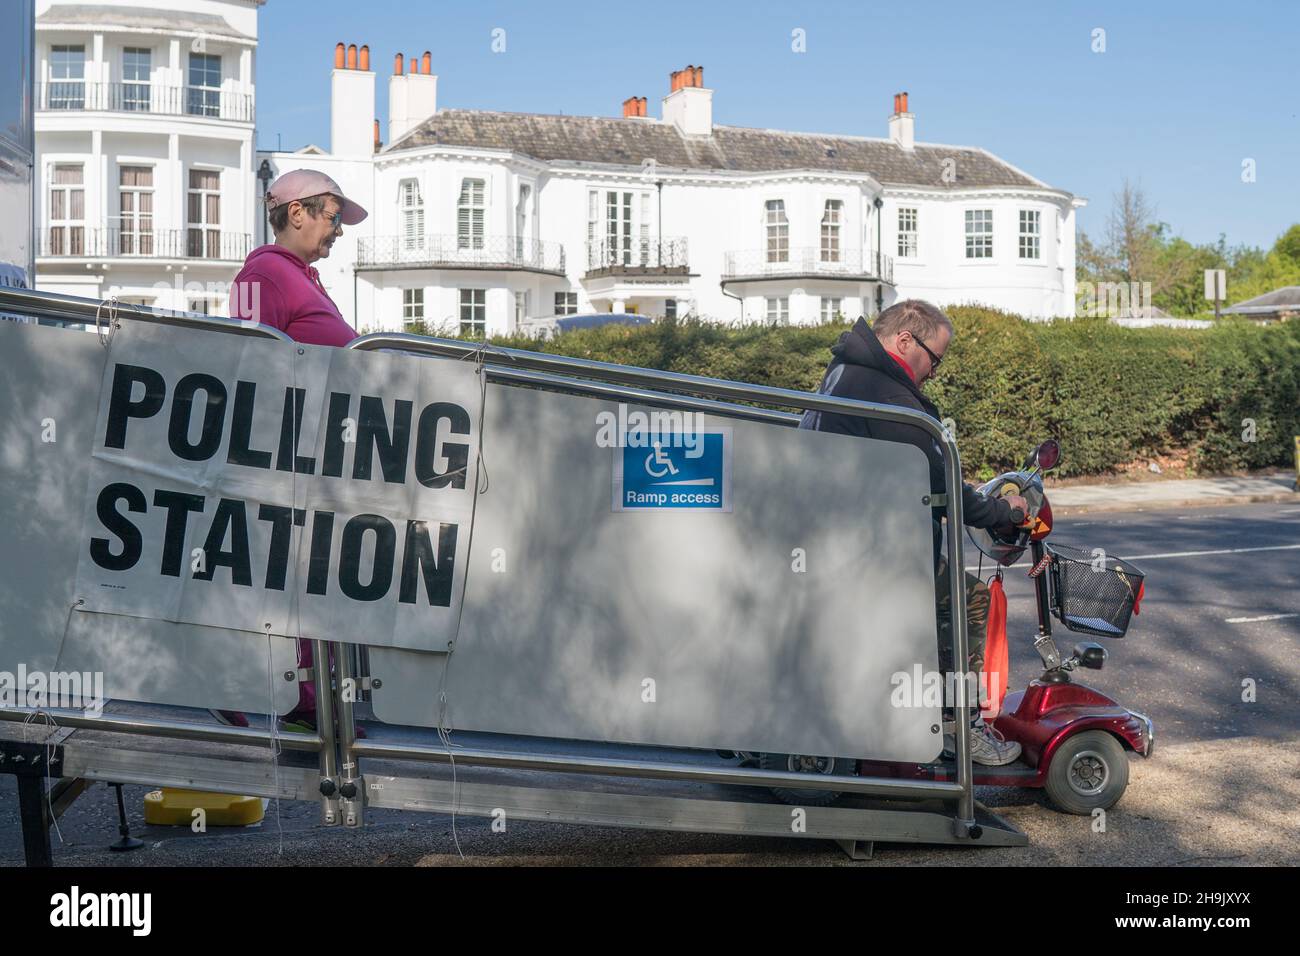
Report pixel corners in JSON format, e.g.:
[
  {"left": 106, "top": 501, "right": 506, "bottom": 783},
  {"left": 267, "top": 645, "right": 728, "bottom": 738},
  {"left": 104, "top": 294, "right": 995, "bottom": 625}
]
[
  {"left": 263, "top": 54, "right": 1084, "bottom": 337},
  {"left": 33, "top": 0, "right": 261, "bottom": 314}
]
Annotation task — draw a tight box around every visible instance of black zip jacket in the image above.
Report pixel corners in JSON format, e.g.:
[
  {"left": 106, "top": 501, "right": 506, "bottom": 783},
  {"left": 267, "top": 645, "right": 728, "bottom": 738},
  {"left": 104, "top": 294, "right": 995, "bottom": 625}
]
[{"left": 799, "top": 318, "right": 1014, "bottom": 553}]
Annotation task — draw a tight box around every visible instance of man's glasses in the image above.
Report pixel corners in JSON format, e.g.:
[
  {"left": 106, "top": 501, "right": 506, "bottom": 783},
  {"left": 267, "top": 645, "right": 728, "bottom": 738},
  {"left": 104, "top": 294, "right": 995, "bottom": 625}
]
[
  {"left": 909, "top": 331, "right": 943, "bottom": 371},
  {"left": 326, "top": 210, "right": 343, "bottom": 229}
]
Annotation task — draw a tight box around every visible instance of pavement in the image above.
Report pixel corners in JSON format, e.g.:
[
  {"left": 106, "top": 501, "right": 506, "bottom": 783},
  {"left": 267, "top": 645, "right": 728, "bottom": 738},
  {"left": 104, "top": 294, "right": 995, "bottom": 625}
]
[
  {"left": 2, "top": 483, "right": 1298, "bottom": 867},
  {"left": 1048, "top": 470, "right": 1297, "bottom": 514}
]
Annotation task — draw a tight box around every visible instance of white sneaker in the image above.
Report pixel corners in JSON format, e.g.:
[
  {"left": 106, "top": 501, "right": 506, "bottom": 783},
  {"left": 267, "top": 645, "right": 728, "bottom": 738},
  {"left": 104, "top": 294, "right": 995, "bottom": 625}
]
[{"left": 969, "top": 717, "right": 1022, "bottom": 766}]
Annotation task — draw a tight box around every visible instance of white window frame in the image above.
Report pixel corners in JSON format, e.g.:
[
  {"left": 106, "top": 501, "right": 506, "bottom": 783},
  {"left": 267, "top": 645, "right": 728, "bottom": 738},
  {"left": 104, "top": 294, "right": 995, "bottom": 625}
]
[
  {"left": 459, "top": 288, "right": 486, "bottom": 336},
  {"left": 820, "top": 199, "right": 843, "bottom": 263},
  {"left": 765, "top": 296, "right": 789, "bottom": 325},
  {"left": 399, "top": 178, "right": 424, "bottom": 253},
  {"left": 187, "top": 167, "right": 222, "bottom": 258},
  {"left": 122, "top": 46, "right": 152, "bottom": 112},
  {"left": 554, "top": 291, "right": 578, "bottom": 316},
  {"left": 897, "top": 206, "right": 918, "bottom": 258},
  {"left": 765, "top": 200, "right": 788, "bottom": 263},
  {"left": 187, "top": 51, "right": 222, "bottom": 117},
  {"left": 118, "top": 164, "right": 154, "bottom": 256},
  {"left": 1019, "top": 209, "right": 1041, "bottom": 260},
  {"left": 403, "top": 288, "right": 425, "bottom": 328},
  {"left": 965, "top": 208, "right": 993, "bottom": 260},
  {"left": 820, "top": 296, "right": 842, "bottom": 322},
  {"left": 49, "top": 44, "right": 86, "bottom": 110},
  {"left": 457, "top": 178, "right": 485, "bottom": 251},
  {"left": 48, "top": 162, "right": 85, "bottom": 255}
]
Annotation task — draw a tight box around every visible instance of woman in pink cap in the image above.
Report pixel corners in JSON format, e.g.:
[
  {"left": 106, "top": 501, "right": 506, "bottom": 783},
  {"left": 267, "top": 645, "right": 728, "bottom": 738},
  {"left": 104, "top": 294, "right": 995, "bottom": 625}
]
[{"left": 219, "top": 169, "right": 369, "bottom": 733}]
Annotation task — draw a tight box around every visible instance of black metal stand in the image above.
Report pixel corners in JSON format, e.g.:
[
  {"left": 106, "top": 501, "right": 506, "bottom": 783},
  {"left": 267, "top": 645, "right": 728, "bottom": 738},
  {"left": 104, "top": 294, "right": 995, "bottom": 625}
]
[
  {"left": 108, "top": 782, "right": 144, "bottom": 852},
  {"left": 16, "top": 773, "right": 53, "bottom": 867}
]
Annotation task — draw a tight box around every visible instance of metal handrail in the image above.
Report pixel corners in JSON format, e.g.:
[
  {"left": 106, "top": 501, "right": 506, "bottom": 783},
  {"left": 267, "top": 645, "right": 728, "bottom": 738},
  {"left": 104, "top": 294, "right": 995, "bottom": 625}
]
[
  {"left": 346, "top": 331, "right": 976, "bottom": 829},
  {"left": 35, "top": 81, "right": 255, "bottom": 123},
  {"left": 723, "top": 246, "right": 895, "bottom": 283},
  {"left": 356, "top": 234, "right": 566, "bottom": 274},
  {"left": 0, "top": 286, "right": 291, "bottom": 342},
  {"left": 37, "top": 227, "right": 253, "bottom": 262},
  {"left": 586, "top": 236, "right": 690, "bottom": 274}
]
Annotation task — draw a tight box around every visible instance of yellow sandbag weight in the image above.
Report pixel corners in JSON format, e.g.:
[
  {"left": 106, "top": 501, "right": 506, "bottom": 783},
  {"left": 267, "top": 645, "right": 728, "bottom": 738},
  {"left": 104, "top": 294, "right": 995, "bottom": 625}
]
[{"left": 143, "top": 788, "right": 265, "bottom": 827}]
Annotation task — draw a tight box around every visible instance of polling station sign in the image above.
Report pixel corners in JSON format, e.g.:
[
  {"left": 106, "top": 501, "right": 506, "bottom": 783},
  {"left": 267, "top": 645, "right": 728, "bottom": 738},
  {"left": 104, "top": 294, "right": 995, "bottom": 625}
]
[
  {"left": 72, "top": 322, "right": 481, "bottom": 652},
  {"left": 612, "top": 424, "right": 732, "bottom": 512}
]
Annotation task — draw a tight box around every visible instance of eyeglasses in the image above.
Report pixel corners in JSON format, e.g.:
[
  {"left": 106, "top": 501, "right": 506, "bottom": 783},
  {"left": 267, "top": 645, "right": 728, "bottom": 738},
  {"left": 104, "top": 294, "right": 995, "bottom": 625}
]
[
  {"left": 325, "top": 209, "right": 343, "bottom": 229},
  {"left": 909, "top": 331, "right": 943, "bottom": 371}
]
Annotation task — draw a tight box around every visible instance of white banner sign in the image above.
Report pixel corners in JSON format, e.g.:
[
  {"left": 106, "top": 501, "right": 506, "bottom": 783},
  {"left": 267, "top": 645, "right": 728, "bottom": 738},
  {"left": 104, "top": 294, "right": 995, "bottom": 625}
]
[{"left": 73, "top": 323, "right": 481, "bottom": 652}]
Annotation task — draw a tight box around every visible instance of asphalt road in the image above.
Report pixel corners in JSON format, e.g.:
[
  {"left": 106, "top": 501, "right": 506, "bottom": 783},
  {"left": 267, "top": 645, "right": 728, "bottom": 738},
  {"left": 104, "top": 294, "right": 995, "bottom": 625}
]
[{"left": 2, "top": 500, "right": 1297, "bottom": 866}]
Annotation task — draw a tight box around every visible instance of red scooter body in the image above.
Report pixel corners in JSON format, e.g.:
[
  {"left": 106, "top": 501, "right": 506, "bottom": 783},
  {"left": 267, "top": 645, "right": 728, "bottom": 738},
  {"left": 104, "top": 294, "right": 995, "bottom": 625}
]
[{"left": 856, "top": 441, "right": 1154, "bottom": 806}]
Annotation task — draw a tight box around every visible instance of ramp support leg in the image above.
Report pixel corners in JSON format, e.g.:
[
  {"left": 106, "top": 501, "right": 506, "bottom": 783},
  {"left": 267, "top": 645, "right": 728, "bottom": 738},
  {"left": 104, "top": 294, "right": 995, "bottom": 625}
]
[{"left": 17, "top": 775, "right": 53, "bottom": 867}]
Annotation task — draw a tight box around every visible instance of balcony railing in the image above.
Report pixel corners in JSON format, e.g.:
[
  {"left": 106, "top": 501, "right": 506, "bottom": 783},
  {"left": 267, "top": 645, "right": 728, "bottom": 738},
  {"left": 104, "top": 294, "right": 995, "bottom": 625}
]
[
  {"left": 356, "top": 234, "right": 566, "bottom": 275},
  {"left": 36, "top": 82, "right": 255, "bottom": 123},
  {"left": 38, "top": 227, "right": 253, "bottom": 262},
  {"left": 722, "top": 246, "right": 895, "bottom": 284},
  {"left": 585, "top": 237, "right": 690, "bottom": 278}
]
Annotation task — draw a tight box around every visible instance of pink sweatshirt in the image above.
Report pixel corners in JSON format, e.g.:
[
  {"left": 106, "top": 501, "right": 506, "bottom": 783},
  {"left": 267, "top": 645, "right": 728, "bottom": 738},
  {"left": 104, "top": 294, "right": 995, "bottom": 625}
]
[{"left": 230, "top": 244, "right": 357, "bottom": 347}]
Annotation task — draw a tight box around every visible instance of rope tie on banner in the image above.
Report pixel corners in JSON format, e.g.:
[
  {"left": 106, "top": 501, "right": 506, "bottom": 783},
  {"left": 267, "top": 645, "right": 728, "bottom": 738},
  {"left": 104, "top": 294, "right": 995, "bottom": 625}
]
[
  {"left": 94, "top": 297, "right": 120, "bottom": 349},
  {"left": 435, "top": 341, "right": 494, "bottom": 860}
]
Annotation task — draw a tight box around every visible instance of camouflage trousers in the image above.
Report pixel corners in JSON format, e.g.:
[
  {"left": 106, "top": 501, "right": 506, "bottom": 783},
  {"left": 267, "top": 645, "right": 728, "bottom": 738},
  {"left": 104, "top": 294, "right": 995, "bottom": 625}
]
[{"left": 934, "top": 557, "right": 990, "bottom": 676}]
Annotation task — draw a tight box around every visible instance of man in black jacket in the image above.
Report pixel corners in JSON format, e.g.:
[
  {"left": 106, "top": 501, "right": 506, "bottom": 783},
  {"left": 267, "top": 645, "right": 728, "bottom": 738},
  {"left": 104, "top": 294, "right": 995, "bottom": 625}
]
[{"left": 799, "top": 299, "right": 1025, "bottom": 765}]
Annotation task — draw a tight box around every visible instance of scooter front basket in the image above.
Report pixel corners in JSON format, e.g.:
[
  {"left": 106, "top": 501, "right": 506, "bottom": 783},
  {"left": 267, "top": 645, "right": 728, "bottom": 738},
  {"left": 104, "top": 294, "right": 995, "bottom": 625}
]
[{"left": 1046, "top": 543, "right": 1145, "bottom": 638}]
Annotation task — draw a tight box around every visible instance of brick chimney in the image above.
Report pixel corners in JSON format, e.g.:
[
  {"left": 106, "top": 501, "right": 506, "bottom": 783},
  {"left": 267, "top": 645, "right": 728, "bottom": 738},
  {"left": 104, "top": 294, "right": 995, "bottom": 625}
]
[
  {"left": 622, "top": 95, "right": 647, "bottom": 118},
  {"left": 662, "top": 64, "right": 711, "bottom": 136},
  {"left": 331, "top": 40, "right": 376, "bottom": 157},
  {"left": 889, "top": 91, "right": 914, "bottom": 151},
  {"left": 389, "top": 49, "right": 438, "bottom": 144}
]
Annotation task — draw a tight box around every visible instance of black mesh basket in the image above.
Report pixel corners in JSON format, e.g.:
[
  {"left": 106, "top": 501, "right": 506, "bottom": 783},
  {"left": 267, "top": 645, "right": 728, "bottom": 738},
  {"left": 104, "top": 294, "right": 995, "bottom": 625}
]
[{"left": 1046, "top": 543, "right": 1145, "bottom": 638}]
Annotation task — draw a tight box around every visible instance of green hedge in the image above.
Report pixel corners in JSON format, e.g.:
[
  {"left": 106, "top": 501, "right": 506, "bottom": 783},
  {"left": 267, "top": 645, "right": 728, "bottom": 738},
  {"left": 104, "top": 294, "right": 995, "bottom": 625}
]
[{"left": 487, "top": 307, "right": 1300, "bottom": 478}]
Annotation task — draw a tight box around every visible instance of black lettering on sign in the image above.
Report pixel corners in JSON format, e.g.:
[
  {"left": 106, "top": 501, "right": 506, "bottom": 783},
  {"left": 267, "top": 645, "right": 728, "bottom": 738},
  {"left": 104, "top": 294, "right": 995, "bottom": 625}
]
[
  {"left": 104, "top": 364, "right": 165, "bottom": 449},
  {"left": 194, "top": 498, "right": 253, "bottom": 587},
  {"left": 89, "top": 483, "right": 147, "bottom": 571},
  {"left": 153, "top": 489, "right": 205, "bottom": 577},
  {"left": 338, "top": 514, "right": 396, "bottom": 602},
  {"left": 400, "top": 520, "right": 457, "bottom": 607},
  {"left": 257, "top": 504, "right": 306, "bottom": 591},
  {"left": 415, "top": 403, "right": 471, "bottom": 490},
  {"left": 168, "top": 373, "right": 227, "bottom": 462},
  {"left": 352, "top": 396, "right": 412, "bottom": 484},
  {"left": 227, "top": 381, "right": 273, "bottom": 470},
  {"left": 321, "top": 391, "right": 352, "bottom": 478},
  {"left": 306, "top": 511, "right": 335, "bottom": 596},
  {"left": 275, "top": 387, "right": 316, "bottom": 475}
]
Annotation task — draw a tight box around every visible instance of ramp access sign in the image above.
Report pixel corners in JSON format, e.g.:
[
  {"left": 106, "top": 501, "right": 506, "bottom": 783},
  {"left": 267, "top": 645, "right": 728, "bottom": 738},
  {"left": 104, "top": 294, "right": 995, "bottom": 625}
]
[{"left": 613, "top": 427, "right": 732, "bottom": 512}]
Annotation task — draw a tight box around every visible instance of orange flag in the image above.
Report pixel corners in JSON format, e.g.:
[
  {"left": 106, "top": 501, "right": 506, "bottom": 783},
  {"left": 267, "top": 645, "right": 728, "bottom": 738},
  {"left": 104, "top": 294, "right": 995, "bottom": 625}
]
[{"left": 982, "top": 576, "right": 1009, "bottom": 718}]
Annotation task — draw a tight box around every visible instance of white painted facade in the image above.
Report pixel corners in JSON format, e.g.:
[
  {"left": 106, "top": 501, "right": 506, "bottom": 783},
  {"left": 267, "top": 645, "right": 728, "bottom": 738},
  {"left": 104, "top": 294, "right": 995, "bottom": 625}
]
[
  {"left": 33, "top": 0, "right": 260, "bottom": 314},
  {"left": 262, "top": 52, "right": 1083, "bottom": 337}
]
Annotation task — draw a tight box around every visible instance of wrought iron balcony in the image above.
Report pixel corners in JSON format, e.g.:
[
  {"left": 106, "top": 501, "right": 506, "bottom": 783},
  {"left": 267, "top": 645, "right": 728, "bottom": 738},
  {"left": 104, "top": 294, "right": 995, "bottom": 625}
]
[
  {"left": 38, "top": 227, "right": 253, "bottom": 262},
  {"left": 356, "top": 235, "right": 566, "bottom": 275},
  {"left": 722, "top": 246, "right": 894, "bottom": 284},
  {"left": 36, "top": 82, "right": 255, "bottom": 123},
  {"left": 585, "top": 237, "right": 690, "bottom": 278}
]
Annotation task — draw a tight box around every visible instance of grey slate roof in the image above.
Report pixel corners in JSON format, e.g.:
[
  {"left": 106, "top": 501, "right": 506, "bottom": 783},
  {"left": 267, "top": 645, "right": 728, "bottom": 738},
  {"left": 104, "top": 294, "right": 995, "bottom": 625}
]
[
  {"left": 387, "top": 109, "right": 1057, "bottom": 191},
  {"left": 1226, "top": 285, "right": 1300, "bottom": 315},
  {"left": 38, "top": 4, "right": 254, "bottom": 41}
]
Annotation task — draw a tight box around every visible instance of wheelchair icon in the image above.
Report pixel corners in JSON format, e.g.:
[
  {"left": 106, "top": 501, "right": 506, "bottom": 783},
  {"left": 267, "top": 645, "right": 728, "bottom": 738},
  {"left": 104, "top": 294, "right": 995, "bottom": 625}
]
[{"left": 645, "top": 442, "right": 680, "bottom": 478}]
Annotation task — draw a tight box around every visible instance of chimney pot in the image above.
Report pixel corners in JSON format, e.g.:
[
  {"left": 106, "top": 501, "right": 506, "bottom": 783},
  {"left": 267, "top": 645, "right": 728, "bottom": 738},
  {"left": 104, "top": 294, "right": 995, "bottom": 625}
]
[
  {"left": 394, "top": 53, "right": 404, "bottom": 75},
  {"left": 695, "top": 66, "right": 703, "bottom": 87},
  {"left": 359, "top": 44, "right": 370, "bottom": 72},
  {"left": 334, "top": 42, "right": 345, "bottom": 69},
  {"left": 410, "top": 55, "right": 417, "bottom": 74},
  {"left": 346, "top": 44, "right": 357, "bottom": 70},
  {"left": 374, "top": 118, "right": 381, "bottom": 148},
  {"left": 422, "top": 51, "right": 432, "bottom": 75},
  {"left": 901, "top": 91, "right": 909, "bottom": 113}
]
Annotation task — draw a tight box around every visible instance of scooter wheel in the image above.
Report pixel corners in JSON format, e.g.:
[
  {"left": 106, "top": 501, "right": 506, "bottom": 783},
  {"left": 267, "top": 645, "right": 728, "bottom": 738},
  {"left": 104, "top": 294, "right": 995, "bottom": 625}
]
[
  {"left": 758, "top": 752, "right": 857, "bottom": 807},
  {"left": 1044, "top": 730, "right": 1129, "bottom": 815}
]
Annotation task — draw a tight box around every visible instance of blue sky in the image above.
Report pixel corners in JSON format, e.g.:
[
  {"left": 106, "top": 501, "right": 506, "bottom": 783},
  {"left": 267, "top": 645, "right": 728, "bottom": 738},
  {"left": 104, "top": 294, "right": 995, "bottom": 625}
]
[{"left": 256, "top": 0, "right": 1299, "bottom": 251}]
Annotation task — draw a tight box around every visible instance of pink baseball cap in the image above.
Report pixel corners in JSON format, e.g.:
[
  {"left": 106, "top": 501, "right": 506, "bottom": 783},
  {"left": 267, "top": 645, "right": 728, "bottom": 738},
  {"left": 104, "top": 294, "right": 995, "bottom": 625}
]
[{"left": 265, "top": 169, "right": 368, "bottom": 225}]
